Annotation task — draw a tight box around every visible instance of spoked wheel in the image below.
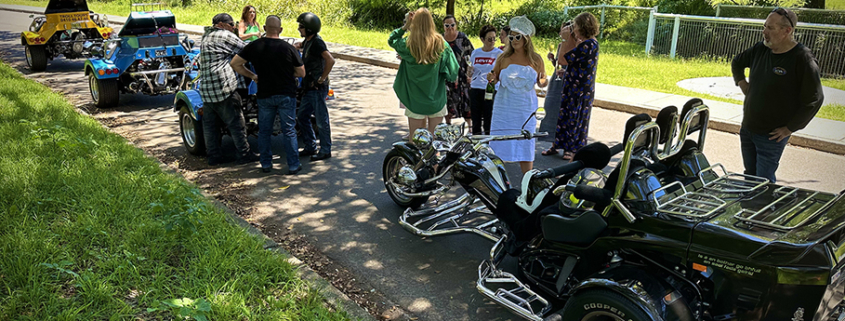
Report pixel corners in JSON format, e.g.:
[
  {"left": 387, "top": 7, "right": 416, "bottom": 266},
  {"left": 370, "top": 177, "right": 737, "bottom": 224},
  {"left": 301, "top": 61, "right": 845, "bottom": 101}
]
[
  {"left": 89, "top": 73, "right": 119, "bottom": 108},
  {"left": 25, "top": 44, "right": 47, "bottom": 72},
  {"left": 559, "top": 289, "right": 654, "bottom": 321},
  {"left": 383, "top": 149, "right": 429, "bottom": 209},
  {"left": 179, "top": 105, "right": 206, "bottom": 155}
]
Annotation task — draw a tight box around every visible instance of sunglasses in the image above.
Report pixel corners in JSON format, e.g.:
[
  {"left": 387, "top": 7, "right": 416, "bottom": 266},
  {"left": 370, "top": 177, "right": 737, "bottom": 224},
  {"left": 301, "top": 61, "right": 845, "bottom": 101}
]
[
  {"left": 444, "top": 23, "right": 455, "bottom": 28},
  {"left": 507, "top": 34, "right": 523, "bottom": 42},
  {"left": 226, "top": 22, "right": 235, "bottom": 27},
  {"left": 484, "top": 37, "right": 496, "bottom": 42},
  {"left": 771, "top": 8, "right": 794, "bottom": 28}
]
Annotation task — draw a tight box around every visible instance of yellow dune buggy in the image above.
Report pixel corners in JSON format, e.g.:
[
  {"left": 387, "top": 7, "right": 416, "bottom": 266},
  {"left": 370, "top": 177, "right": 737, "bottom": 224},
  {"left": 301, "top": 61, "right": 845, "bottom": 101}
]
[{"left": 20, "top": 0, "right": 114, "bottom": 71}]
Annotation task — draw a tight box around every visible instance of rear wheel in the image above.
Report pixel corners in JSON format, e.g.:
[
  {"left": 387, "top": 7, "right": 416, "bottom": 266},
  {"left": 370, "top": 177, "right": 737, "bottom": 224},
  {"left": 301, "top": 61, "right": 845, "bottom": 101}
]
[
  {"left": 179, "top": 105, "right": 206, "bottom": 155},
  {"left": 559, "top": 289, "right": 654, "bottom": 321},
  {"left": 25, "top": 44, "right": 47, "bottom": 72},
  {"left": 382, "top": 149, "right": 428, "bottom": 209},
  {"left": 89, "top": 72, "right": 119, "bottom": 108}
]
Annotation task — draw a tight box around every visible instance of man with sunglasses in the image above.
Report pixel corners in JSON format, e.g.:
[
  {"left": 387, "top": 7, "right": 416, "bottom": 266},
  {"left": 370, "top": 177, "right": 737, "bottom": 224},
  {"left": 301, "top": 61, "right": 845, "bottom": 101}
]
[
  {"left": 231, "top": 15, "right": 306, "bottom": 175},
  {"left": 731, "top": 7, "right": 824, "bottom": 183},
  {"left": 198, "top": 13, "right": 257, "bottom": 166}
]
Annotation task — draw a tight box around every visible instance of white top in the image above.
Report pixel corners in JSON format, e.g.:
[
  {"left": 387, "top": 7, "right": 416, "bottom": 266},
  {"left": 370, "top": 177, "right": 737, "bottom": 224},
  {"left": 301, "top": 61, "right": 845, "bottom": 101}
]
[
  {"left": 469, "top": 47, "right": 503, "bottom": 89},
  {"left": 489, "top": 64, "right": 539, "bottom": 162}
]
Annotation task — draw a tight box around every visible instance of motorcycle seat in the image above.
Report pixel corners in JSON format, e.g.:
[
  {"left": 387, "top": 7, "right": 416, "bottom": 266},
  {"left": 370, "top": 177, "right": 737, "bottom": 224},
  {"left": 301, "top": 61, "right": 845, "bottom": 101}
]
[{"left": 542, "top": 210, "right": 607, "bottom": 245}]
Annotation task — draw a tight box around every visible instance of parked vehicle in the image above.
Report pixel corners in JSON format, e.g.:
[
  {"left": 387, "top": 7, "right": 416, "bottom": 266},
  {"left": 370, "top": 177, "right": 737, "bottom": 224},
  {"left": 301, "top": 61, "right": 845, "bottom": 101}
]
[
  {"left": 21, "top": 0, "right": 114, "bottom": 71},
  {"left": 174, "top": 37, "right": 331, "bottom": 156},
  {"left": 85, "top": 3, "right": 199, "bottom": 108},
  {"left": 476, "top": 100, "right": 845, "bottom": 321},
  {"left": 382, "top": 117, "right": 547, "bottom": 242}
]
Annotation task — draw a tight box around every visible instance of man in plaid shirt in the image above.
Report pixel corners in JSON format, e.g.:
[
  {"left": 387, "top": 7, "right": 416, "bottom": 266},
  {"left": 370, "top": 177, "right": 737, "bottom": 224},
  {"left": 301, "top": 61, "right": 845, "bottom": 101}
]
[{"left": 199, "top": 13, "right": 258, "bottom": 166}]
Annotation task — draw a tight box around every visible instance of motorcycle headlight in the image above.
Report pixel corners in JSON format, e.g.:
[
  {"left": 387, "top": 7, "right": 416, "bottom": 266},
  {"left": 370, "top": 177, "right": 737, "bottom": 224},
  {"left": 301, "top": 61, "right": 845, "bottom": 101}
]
[{"left": 412, "top": 128, "right": 433, "bottom": 150}]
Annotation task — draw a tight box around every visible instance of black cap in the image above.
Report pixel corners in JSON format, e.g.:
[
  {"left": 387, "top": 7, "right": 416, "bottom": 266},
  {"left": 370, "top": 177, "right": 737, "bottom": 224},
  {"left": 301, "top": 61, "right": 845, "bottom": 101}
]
[{"left": 212, "top": 13, "right": 234, "bottom": 25}]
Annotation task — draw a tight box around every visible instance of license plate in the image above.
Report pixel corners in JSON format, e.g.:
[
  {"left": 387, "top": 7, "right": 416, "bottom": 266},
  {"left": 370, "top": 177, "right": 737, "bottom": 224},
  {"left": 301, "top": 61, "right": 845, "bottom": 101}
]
[{"left": 155, "top": 49, "right": 167, "bottom": 57}]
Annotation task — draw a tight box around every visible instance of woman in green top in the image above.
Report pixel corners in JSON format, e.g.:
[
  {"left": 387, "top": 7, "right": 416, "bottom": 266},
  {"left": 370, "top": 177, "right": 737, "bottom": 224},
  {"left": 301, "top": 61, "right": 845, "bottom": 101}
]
[
  {"left": 390, "top": 8, "right": 459, "bottom": 135},
  {"left": 238, "top": 5, "right": 260, "bottom": 42}
]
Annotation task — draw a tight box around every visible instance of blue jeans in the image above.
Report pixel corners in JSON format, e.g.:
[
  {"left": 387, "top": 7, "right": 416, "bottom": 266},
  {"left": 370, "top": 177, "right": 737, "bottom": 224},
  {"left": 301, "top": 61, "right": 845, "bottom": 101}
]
[
  {"left": 297, "top": 86, "right": 331, "bottom": 154},
  {"left": 257, "top": 95, "right": 300, "bottom": 170},
  {"left": 202, "top": 91, "right": 250, "bottom": 162},
  {"left": 740, "top": 127, "right": 789, "bottom": 183}
]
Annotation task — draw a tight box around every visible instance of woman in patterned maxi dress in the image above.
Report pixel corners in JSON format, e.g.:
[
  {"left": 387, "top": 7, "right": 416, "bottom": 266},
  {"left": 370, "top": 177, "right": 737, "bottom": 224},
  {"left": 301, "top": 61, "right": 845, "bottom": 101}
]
[
  {"left": 542, "top": 12, "right": 600, "bottom": 160},
  {"left": 442, "top": 15, "right": 474, "bottom": 126}
]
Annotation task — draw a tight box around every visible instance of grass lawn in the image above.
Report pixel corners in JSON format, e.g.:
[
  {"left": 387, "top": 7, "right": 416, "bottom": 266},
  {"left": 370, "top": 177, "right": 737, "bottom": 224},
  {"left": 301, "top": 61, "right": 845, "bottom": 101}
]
[
  {"left": 828, "top": 0, "right": 845, "bottom": 9},
  {"left": 2, "top": 0, "right": 843, "bottom": 122},
  {"left": 0, "top": 62, "right": 348, "bottom": 319}
]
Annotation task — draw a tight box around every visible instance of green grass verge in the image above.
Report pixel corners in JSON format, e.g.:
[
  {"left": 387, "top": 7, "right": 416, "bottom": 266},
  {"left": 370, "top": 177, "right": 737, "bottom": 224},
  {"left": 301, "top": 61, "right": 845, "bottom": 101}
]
[
  {"left": 0, "top": 62, "right": 348, "bottom": 320},
  {"left": 2, "top": 0, "right": 843, "bottom": 122}
]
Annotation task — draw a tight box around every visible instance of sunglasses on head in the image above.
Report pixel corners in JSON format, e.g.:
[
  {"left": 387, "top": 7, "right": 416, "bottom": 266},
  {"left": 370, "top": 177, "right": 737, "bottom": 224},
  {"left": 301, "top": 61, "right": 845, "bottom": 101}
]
[
  {"left": 771, "top": 8, "right": 794, "bottom": 28},
  {"left": 444, "top": 23, "right": 455, "bottom": 28},
  {"left": 507, "top": 34, "right": 523, "bottom": 41}
]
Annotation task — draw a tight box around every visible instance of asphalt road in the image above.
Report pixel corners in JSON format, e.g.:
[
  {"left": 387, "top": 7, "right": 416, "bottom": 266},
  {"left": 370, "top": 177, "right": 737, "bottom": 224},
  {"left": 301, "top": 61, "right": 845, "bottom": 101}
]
[{"left": 2, "top": 10, "right": 845, "bottom": 321}]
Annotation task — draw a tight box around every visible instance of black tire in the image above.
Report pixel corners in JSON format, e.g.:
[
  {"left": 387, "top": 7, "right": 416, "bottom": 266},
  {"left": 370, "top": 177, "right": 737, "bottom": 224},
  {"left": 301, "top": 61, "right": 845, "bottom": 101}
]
[
  {"left": 559, "top": 289, "right": 654, "bottom": 321},
  {"left": 25, "top": 44, "right": 47, "bottom": 72},
  {"left": 179, "top": 104, "right": 206, "bottom": 156},
  {"left": 382, "top": 149, "right": 429, "bottom": 209},
  {"left": 88, "top": 72, "right": 119, "bottom": 108}
]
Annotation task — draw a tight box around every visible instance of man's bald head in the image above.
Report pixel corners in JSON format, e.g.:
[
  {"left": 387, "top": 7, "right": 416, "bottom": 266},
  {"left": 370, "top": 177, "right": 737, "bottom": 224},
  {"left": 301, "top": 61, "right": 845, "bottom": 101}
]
[
  {"left": 263, "top": 15, "right": 282, "bottom": 37},
  {"left": 265, "top": 15, "right": 281, "bottom": 28}
]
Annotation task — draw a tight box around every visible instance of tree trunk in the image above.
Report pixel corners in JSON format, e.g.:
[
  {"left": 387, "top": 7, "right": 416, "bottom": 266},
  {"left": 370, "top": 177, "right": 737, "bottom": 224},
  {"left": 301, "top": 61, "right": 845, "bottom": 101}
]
[
  {"left": 446, "top": 0, "right": 455, "bottom": 15},
  {"left": 804, "top": 0, "right": 825, "bottom": 9}
]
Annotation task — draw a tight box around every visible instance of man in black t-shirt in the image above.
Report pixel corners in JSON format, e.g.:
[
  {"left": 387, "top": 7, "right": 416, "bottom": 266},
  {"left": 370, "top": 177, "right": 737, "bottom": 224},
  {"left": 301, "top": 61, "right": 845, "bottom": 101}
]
[
  {"left": 231, "top": 15, "right": 306, "bottom": 175},
  {"left": 295, "top": 12, "right": 335, "bottom": 161},
  {"left": 731, "top": 8, "right": 824, "bottom": 183}
]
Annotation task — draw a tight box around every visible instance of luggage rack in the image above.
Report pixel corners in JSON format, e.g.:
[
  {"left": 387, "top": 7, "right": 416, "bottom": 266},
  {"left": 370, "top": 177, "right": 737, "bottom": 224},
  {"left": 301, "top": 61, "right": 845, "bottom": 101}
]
[
  {"left": 651, "top": 164, "right": 769, "bottom": 218},
  {"left": 733, "top": 186, "right": 840, "bottom": 231}
]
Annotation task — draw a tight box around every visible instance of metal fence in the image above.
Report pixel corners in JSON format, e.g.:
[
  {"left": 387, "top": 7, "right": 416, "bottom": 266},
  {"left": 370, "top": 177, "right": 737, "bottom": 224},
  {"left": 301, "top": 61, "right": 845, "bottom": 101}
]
[
  {"left": 715, "top": 4, "right": 845, "bottom": 26},
  {"left": 563, "top": 4, "right": 656, "bottom": 44},
  {"left": 646, "top": 13, "right": 845, "bottom": 78}
]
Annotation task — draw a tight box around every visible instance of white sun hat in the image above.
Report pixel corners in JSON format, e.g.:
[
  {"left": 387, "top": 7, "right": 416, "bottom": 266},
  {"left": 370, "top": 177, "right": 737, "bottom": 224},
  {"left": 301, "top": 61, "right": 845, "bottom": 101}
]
[{"left": 509, "top": 15, "right": 536, "bottom": 37}]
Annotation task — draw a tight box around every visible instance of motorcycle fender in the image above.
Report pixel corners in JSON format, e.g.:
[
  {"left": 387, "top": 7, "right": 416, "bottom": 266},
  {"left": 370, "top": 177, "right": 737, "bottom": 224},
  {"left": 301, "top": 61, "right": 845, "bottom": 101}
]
[
  {"left": 390, "top": 142, "right": 424, "bottom": 164},
  {"left": 173, "top": 90, "right": 203, "bottom": 121},
  {"left": 21, "top": 31, "right": 46, "bottom": 45},
  {"left": 570, "top": 269, "right": 695, "bottom": 321},
  {"left": 95, "top": 26, "right": 114, "bottom": 39},
  {"left": 84, "top": 59, "right": 119, "bottom": 79}
]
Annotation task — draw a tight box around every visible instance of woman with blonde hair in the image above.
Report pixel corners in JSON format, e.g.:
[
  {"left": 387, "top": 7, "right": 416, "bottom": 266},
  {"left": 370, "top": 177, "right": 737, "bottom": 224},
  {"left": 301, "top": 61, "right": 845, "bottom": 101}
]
[
  {"left": 389, "top": 8, "right": 459, "bottom": 135},
  {"left": 487, "top": 16, "right": 548, "bottom": 173}
]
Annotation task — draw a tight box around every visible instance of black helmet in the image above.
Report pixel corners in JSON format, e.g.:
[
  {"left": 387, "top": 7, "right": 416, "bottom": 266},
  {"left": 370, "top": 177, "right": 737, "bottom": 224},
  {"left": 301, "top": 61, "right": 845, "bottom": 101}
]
[{"left": 297, "top": 12, "right": 321, "bottom": 36}]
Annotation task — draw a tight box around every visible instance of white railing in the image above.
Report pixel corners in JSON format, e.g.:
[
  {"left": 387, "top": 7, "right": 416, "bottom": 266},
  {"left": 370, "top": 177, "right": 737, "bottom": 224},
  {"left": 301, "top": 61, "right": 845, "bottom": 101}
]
[
  {"left": 715, "top": 4, "right": 845, "bottom": 26},
  {"left": 645, "top": 13, "right": 845, "bottom": 77}
]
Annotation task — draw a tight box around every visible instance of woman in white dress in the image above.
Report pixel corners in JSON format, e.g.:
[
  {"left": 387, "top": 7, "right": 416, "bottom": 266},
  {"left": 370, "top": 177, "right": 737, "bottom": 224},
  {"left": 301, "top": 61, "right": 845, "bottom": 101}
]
[{"left": 487, "top": 16, "right": 548, "bottom": 173}]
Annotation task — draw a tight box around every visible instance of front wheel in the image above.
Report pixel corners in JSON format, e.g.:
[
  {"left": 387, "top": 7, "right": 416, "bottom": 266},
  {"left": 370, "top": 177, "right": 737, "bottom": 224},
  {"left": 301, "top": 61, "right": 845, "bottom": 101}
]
[
  {"left": 25, "top": 44, "right": 47, "bottom": 72},
  {"left": 383, "top": 149, "right": 428, "bottom": 209},
  {"left": 89, "top": 73, "right": 119, "bottom": 108},
  {"left": 559, "top": 289, "right": 654, "bottom": 321},
  {"left": 179, "top": 105, "right": 206, "bottom": 155}
]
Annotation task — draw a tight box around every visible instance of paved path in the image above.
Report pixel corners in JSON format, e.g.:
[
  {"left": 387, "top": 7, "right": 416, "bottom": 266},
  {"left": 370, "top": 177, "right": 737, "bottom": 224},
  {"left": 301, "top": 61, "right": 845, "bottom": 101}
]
[{"left": 3, "top": 7, "right": 845, "bottom": 321}]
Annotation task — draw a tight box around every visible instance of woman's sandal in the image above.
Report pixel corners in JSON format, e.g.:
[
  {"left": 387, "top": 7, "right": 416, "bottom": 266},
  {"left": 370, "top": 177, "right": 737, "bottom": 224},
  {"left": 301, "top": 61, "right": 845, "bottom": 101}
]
[{"left": 541, "top": 148, "right": 558, "bottom": 156}]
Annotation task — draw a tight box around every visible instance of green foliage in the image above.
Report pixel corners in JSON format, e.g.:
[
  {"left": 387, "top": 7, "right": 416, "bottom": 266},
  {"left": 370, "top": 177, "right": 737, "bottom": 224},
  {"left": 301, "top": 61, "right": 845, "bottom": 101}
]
[
  {"left": 0, "top": 62, "right": 349, "bottom": 320},
  {"left": 148, "top": 297, "right": 212, "bottom": 321}
]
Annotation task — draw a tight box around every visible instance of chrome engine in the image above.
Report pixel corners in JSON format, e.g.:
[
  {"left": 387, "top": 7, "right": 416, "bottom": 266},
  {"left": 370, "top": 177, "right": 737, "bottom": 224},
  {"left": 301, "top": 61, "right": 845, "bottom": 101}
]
[{"left": 124, "top": 57, "right": 186, "bottom": 95}]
